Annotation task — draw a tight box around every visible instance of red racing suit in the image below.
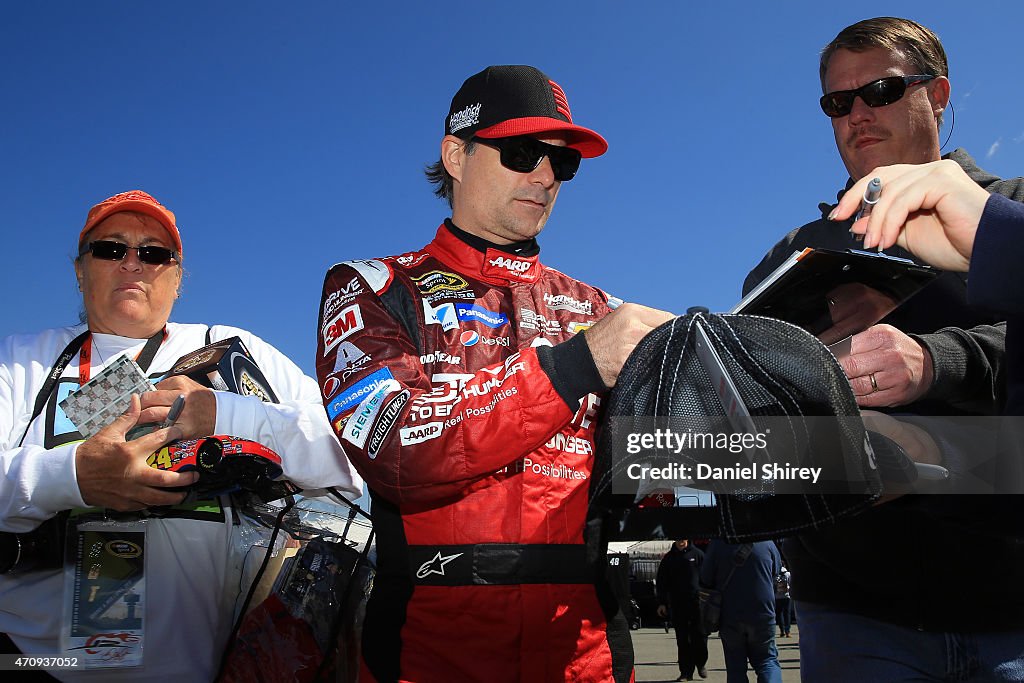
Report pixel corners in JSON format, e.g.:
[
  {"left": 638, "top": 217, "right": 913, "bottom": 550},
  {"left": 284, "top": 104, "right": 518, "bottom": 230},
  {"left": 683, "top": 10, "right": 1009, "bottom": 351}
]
[{"left": 316, "top": 221, "right": 633, "bottom": 682}]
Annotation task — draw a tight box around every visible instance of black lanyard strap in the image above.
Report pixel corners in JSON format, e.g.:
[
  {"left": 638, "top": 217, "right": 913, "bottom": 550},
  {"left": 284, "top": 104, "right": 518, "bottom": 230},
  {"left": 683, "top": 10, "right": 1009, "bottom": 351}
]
[
  {"left": 134, "top": 329, "right": 165, "bottom": 374},
  {"left": 16, "top": 328, "right": 165, "bottom": 448}
]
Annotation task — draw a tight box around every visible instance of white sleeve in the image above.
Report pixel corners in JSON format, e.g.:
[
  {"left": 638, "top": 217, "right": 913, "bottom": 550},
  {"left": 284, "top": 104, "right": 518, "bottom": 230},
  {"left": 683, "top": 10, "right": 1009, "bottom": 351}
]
[
  {"left": 0, "top": 345, "right": 87, "bottom": 533},
  {"left": 208, "top": 327, "right": 363, "bottom": 499}
]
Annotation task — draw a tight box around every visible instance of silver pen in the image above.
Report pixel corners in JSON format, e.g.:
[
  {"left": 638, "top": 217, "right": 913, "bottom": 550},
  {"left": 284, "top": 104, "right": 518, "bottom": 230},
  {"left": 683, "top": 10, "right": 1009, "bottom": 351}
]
[
  {"left": 160, "top": 394, "right": 186, "bottom": 429},
  {"left": 852, "top": 177, "right": 882, "bottom": 245}
]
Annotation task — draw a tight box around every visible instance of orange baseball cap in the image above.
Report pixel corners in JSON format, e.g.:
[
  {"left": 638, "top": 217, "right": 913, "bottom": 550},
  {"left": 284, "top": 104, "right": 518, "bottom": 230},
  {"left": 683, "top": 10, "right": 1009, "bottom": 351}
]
[{"left": 80, "top": 190, "right": 183, "bottom": 256}]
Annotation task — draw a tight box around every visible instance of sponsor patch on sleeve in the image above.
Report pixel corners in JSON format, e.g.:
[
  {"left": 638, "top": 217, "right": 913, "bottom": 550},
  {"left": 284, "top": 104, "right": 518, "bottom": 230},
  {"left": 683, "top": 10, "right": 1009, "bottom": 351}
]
[
  {"left": 322, "top": 304, "right": 364, "bottom": 353},
  {"left": 326, "top": 367, "right": 396, "bottom": 420},
  {"left": 341, "top": 259, "right": 393, "bottom": 294},
  {"left": 366, "top": 390, "right": 410, "bottom": 459},
  {"left": 342, "top": 379, "right": 400, "bottom": 450}
]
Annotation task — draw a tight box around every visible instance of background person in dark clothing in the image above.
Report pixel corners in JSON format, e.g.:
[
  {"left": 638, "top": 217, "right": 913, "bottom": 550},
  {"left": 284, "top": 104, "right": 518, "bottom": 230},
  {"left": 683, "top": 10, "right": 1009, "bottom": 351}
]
[
  {"left": 701, "top": 540, "right": 782, "bottom": 683},
  {"left": 773, "top": 565, "right": 792, "bottom": 639},
  {"left": 656, "top": 540, "right": 708, "bottom": 681},
  {"left": 743, "top": 16, "right": 1024, "bottom": 683}
]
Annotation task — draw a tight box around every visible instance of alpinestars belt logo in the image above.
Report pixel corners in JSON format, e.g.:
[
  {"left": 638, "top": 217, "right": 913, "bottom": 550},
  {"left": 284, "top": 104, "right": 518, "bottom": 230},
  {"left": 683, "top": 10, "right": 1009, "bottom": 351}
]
[
  {"left": 416, "top": 551, "right": 463, "bottom": 578},
  {"left": 449, "top": 103, "right": 482, "bottom": 133}
]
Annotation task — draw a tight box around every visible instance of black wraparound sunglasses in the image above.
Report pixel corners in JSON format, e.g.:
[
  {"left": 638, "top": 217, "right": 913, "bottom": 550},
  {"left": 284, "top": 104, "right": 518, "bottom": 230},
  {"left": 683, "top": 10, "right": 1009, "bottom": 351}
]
[
  {"left": 820, "top": 74, "right": 936, "bottom": 118},
  {"left": 472, "top": 135, "right": 583, "bottom": 181},
  {"left": 80, "top": 240, "right": 179, "bottom": 265}
]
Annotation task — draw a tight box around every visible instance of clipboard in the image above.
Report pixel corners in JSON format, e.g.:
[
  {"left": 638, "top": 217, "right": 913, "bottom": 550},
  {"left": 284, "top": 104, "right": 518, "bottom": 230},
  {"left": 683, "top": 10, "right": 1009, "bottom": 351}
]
[{"left": 731, "top": 248, "right": 938, "bottom": 338}]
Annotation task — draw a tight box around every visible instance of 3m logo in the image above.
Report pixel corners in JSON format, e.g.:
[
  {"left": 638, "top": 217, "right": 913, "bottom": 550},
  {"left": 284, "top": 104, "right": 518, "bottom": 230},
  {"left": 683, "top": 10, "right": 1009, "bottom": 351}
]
[{"left": 322, "top": 304, "right": 364, "bottom": 352}]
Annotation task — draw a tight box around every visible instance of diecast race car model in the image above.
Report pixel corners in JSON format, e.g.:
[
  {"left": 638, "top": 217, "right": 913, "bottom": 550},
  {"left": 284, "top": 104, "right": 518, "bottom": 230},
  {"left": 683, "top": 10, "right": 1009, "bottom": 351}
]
[{"left": 147, "top": 435, "right": 291, "bottom": 500}]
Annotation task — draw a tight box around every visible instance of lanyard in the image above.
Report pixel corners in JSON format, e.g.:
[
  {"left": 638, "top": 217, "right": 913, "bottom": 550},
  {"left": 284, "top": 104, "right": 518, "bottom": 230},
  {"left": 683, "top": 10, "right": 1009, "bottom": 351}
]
[
  {"left": 77, "top": 329, "right": 165, "bottom": 385},
  {"left": 17, "top": 328, "right": 166, "bottom": 447}
]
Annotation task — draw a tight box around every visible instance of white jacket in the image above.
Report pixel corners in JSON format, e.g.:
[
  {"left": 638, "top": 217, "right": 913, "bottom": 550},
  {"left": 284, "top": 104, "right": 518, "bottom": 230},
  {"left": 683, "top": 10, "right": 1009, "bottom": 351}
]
[{"left": 0, "top": 322, "right": 362, "bottom": 681}]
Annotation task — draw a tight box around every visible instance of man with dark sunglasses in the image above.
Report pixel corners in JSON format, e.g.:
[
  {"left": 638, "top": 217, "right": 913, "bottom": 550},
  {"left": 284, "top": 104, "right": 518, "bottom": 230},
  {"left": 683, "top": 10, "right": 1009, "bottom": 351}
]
[
  {"left": 316, "top": 65, "right": 672, "bottom": 682},
  {"left": 743, "top": 17, "right": 1024, "bottom": 682},
  {"left": 0, "top": 190, "right": 363, "bottom": 680}
]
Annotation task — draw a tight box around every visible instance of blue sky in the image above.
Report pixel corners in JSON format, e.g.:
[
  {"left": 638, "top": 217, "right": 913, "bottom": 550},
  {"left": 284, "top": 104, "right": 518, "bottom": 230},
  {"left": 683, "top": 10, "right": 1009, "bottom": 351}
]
[{"left": 3, "top": 1, "right": 1022, "bottom": 376}]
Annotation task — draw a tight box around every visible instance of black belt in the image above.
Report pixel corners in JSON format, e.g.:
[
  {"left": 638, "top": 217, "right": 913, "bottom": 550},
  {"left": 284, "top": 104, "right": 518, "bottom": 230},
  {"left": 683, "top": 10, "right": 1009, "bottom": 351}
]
[{"left": 404, "top": 543, "right": 596, "bottom": 586}]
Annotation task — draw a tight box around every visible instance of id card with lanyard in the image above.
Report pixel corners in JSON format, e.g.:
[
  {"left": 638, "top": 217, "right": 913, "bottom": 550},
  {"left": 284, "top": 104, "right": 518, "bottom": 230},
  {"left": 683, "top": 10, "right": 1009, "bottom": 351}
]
[
  {"left": 61, "top": 514, "right": 148, "bottom": 667},
  {"left": 17, "top": 329, "right": 166, "bottom": 668}
]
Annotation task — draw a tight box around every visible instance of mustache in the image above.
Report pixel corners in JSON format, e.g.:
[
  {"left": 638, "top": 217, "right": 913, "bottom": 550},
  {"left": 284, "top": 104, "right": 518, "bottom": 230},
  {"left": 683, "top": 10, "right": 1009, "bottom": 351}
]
[{"left": 847, "top": 126, "right": 888, "bottom": 146}]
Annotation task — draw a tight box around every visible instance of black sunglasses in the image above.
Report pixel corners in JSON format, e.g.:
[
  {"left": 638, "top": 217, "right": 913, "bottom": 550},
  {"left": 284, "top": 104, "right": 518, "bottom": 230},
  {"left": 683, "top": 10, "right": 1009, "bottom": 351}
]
[
  {"left": 472, "top": 135, "right": 583, "bottom": 181},
  {"left": 80, "top": 240, "right": 179, "bottom": 266},
  {"left": 820, "top": 74, "right": 936, "bottom": 118}
]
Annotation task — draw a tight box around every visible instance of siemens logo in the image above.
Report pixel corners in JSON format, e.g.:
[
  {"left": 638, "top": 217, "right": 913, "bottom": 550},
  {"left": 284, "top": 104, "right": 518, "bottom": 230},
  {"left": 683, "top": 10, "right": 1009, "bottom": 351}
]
[{"left": 455, "top": 304, "right": 508, "bottom": 329}]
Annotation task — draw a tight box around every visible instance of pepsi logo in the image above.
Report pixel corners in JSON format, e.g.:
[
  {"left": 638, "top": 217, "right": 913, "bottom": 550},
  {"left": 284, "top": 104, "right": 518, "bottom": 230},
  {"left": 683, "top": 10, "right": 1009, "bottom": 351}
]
[{"left": 460, "top": 330, "right": 480, "bottom": 347}]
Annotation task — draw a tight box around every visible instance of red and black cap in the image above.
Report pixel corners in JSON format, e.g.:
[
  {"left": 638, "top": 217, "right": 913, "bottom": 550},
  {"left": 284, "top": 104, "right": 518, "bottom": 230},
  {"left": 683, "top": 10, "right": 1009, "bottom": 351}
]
[{"left": 446, "top": 65, "right": 608, "bottom": 158}]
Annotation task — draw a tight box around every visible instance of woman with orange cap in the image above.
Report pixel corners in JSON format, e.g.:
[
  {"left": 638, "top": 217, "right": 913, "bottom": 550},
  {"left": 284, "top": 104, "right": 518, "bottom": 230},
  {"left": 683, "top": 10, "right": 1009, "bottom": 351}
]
[{"left": 0, "top": 190, "right": 362, "bottom": 681}]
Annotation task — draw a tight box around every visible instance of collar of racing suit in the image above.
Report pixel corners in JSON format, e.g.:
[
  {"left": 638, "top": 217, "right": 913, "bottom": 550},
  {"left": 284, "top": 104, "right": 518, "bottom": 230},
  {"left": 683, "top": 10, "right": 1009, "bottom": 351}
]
[
  {"left": 443, "top": 218, "right": 540, "bottom": 257},
  {"left": 427, "top": 219, "right": 545, "bottom": 286}
]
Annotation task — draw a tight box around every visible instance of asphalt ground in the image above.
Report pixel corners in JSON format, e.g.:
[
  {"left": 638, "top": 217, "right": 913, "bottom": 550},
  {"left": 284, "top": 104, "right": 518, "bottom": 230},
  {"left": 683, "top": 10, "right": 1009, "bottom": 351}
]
[{"left": 632, "top": 624, "right": 801, "bottom": 682}]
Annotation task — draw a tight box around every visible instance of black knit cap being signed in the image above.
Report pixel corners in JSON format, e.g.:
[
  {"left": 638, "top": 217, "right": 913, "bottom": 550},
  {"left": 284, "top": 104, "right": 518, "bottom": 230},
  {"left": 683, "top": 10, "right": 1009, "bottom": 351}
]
[
  {"left": 590, "top": 311, "right": 895, "bottom": 543},
  {"left": 446, "top": 65, "right": 608, "bottom": 158}
]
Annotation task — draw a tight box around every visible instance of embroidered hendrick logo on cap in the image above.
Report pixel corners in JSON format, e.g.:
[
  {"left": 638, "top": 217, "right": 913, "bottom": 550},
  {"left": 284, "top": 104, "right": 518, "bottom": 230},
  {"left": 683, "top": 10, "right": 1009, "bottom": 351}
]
[{"left": 449, "top": 103, "right": 482, "bottom": 134}]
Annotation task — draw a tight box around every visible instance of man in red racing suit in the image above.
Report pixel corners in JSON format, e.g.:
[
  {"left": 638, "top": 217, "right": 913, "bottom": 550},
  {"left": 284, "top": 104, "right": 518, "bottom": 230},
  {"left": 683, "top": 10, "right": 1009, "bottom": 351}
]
[{"left": 316, "top": 65, "right": 673, "bottom": 682}]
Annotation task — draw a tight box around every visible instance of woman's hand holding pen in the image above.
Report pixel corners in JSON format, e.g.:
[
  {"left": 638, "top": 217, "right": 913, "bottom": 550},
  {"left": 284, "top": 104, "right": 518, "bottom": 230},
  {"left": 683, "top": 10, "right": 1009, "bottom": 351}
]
[
  {"left": 139, "top": 375, "right": 217, "bottom": 441},
  {"left": 831, "top": 160, "right": 988, "bottom": 272}
]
